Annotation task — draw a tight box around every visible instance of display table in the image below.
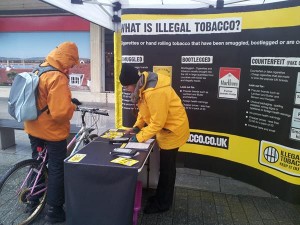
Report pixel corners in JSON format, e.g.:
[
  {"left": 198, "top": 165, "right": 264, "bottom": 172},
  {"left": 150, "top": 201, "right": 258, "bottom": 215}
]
[{"left": 64, "top": 132, "right": 156, "bottom": 225}]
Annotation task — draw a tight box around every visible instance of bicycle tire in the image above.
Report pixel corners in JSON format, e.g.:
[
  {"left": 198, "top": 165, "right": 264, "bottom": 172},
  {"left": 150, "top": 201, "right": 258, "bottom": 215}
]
[{"left": 0, "top": 159, "right": 48, "bottom": 225}]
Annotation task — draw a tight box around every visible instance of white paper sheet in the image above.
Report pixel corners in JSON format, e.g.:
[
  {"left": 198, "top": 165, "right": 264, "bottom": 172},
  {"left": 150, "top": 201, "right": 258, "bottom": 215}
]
[{"left": 125, "top": 139, "right": 155, "bottom": 149}]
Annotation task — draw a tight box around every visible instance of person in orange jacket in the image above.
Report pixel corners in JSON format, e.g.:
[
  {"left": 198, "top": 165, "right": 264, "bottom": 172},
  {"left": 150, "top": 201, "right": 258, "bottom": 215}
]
[
  {"left": 119, "top": 63, "right": 190, "bottom": 214},
  {"left": 24, "top": 42, "right": 81, "bottom": 223}
]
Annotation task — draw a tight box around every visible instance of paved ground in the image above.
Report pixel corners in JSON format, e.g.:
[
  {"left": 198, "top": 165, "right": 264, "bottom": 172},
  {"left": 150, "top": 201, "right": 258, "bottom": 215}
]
[{"left": 1, "top": 97, "right": 300, "bottom": 225}]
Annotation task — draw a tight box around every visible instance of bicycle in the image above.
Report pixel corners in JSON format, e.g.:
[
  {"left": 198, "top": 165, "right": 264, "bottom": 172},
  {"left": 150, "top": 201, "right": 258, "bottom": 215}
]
[{"left": 0, "top": 106, "right": 109, "bottom": 225}]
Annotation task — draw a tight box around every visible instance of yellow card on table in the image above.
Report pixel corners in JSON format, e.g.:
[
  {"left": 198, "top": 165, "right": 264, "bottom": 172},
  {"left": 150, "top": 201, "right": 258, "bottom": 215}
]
[
  {"left": 101, "top": 130, "right": 124, "bottom": 139},
  {"left": 68, "top": 154, "right": 86, "bottom": 162},
  {"left": 110, "top": 157, "right": 139, "bottom": 166},
  {"left": 120, "top": 143, "right": 127, "bottom": 148}
]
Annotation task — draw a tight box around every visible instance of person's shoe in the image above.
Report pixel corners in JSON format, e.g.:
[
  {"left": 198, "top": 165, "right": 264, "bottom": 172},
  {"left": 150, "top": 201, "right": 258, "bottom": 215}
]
[
  {"left": 25, "top": 201, "right": 40, "bottom": 214},
  {"left": 45, "top": 205, "right": 65, "bottom": 224},
  {"left": 143, "top": 201, "right": 169, "bottom": 214}
]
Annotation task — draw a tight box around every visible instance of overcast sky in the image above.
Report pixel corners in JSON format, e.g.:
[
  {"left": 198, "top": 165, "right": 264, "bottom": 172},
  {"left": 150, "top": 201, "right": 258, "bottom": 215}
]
[{"left": 0, "top": 32, "right": 90, "bottom": 59}]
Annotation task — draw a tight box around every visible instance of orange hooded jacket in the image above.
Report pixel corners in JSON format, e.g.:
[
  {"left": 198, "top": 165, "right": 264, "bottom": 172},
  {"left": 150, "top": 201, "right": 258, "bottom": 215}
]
[{"left": 24, "top": 42, "right": 79, "bottom": 141}]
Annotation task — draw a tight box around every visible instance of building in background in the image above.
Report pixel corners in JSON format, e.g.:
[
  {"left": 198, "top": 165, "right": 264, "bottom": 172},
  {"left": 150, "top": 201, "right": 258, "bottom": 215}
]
[{"left": 0, "top": 0, "right": 114, "bottom": 98}]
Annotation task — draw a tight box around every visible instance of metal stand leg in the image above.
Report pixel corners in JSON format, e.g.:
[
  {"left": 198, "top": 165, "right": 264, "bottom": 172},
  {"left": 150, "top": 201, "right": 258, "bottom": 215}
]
[
  {"left": 147, "top": 156, "right": 150, "bottom": 189},
  {"left": 0, "top": 128, "right": 15, "bottom": 149}
]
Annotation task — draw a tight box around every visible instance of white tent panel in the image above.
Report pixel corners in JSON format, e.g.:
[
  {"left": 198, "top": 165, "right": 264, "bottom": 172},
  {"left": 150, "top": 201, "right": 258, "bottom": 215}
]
[
  {"left": 42, "top": 0, "right": 290, "bottom": 30},
  {"left": 42, "top": 0, "right": 115, "bottom": 30},
  {"left": 120, "top": 0, "right": 290, "bottom": 8}
]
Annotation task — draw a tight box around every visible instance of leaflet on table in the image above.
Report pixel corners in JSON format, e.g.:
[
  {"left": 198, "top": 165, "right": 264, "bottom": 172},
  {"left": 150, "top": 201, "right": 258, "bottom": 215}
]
[
  {"left": 125, "top": 139, "right": 155, "bottom": 150},
  {"left": 68, "top": 154, "right": 86, "bottom": 163},
  {"left": 101, "top": 129, "right": 124, "bottom": 139},
  {"left": 110, "top": 157, "right": 139, "bottom": 166}
]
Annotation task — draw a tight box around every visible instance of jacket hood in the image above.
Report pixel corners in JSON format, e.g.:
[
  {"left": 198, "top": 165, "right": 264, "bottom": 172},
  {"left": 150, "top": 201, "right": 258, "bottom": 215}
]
[
  {"left": 131, "top": 71, "right": 171, "bottom": 103},
  {"left": 45, "top": 42, "right": 79, "bottom": 72},
  {"left": 143, "top": 71, "right": 171, "bottom": 91}
]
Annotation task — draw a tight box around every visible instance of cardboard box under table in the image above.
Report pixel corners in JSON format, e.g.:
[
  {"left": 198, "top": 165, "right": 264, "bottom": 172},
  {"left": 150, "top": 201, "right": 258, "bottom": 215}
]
[{"left": 64, "top": 135, "right": 155, "bottom": 225}]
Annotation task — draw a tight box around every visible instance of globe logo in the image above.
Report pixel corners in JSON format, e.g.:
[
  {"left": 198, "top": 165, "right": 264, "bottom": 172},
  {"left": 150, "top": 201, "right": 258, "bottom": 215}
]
[{"left": 263, "top": 146, "right": 279, "bottom": 163}]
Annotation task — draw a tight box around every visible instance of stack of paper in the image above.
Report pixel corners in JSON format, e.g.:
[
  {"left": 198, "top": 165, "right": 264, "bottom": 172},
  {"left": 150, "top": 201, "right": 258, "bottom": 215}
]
[{"left": 125, "top": 139, "right": 155, "bottom": 150}]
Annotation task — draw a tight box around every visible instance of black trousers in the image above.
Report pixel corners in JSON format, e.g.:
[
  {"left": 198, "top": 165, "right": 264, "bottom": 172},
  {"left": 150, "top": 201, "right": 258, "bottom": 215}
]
[
  {"left": 155, "top": 148, "right": 178, "bottom": 210},
  {"left": 29, "top": 135, "right": 67, "bottom": 207}
]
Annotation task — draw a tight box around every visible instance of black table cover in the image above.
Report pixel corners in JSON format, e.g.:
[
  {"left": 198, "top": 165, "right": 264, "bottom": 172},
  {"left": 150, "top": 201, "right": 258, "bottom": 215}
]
[{"left": 64, "top": 135, "right": 153, "bottom": 225}]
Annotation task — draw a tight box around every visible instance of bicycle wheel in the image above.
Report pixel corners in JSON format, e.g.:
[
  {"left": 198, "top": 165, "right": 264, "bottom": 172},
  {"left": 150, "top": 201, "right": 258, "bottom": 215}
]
[{"left": 0, "top": 159, "right": 48, "bottom": 225}]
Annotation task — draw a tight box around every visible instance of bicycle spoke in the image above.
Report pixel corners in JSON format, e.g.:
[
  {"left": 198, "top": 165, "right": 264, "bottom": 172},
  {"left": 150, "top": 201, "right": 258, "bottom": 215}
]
[
  {"left": 0, "top": 198, "right": 24, "bottom": 223},
  {"left": 1, "top": 201, "right": 24, "bottom": 225},
  {"left": 0, "top": 181, "right": 21, "bottom": 207},
  {"left": 0, "top": 160, "right": 48, "bottom": 225},
  {"left": 0, "top": 169, "right": 28, "bottom": 224}
]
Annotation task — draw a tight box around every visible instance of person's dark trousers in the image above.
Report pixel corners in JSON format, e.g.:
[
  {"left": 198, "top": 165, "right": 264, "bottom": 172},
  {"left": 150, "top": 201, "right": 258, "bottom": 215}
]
[
  {"left": 29, "top": 135, "right": 67, "bottom": 207},
  {"left": 27, "top": 135, "right": 46, "bottom": 202},
  {"left": 155, "top": 148, "right": 179, "bottom": 210}
]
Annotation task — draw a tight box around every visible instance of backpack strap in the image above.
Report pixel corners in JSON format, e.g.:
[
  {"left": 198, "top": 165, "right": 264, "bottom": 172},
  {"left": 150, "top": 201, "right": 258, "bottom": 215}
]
[
  {"left": 38, "top": 105, "right": 49, "bottom": 116},
  {"left": 32, "top": 65, "right": 58, "bottom": 77},
  {"left": 32, "top": 65, "right": 59, "bottom": 116}
]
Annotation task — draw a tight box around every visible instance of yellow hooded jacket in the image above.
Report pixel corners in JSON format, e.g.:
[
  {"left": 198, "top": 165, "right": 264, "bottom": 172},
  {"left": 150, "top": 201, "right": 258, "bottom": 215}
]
[
  {"left": 134, "top": 72, "right": 190, "bottom": 150},
  {"left": 24, "top": 42, "right": 79, "bottom": 141}
]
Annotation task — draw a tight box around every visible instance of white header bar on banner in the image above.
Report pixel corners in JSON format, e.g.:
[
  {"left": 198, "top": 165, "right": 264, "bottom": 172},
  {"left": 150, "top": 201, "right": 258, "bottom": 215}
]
[
  {"left": 121, "top": 18, "right": 242, "bottom": 35},
  {"left": 251, "top": 57, "right": 300, "bottom": 67}
]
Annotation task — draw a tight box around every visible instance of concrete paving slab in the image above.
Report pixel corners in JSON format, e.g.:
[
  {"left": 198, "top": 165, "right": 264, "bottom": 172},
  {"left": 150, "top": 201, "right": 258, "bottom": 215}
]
[
  {"left": 220, "top": 177, "right": 273, "bottom": 198},
  {"left": 177, "top": 167, "right": 201, "bottom": 176},
  {"left": 176, "top": 172, "right": 220, "bottom": 193},
  {"left": 201, "top": 170, "right": 233, "bottom": 179}
]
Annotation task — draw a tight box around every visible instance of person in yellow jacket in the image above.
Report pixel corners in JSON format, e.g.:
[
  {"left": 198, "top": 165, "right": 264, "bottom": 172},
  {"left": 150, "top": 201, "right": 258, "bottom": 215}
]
[
  {"left": 119, "top": 64, "right": 190, "bottom": 214},
  {"left": 24, "top": 42, "right": 80, "bottom": 223}
]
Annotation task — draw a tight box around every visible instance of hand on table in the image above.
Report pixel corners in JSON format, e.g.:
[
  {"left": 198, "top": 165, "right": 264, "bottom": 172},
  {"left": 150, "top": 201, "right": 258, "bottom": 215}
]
[
  {"left": 124, "top": 128, "right": 134, "bottom": 135},
  {"left": 130, "top": 135, "right": 138, "bottom": 142}
]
